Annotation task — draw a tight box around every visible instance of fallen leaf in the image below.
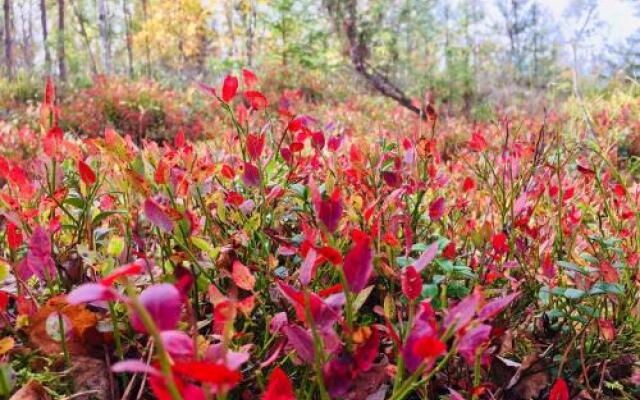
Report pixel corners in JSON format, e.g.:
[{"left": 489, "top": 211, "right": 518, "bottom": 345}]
[
  {"left": 9, "top": 380, "right": 51, "bottom": 400},
  {"left": 27, "top": 296, "right": 105, "bottom": 356}
]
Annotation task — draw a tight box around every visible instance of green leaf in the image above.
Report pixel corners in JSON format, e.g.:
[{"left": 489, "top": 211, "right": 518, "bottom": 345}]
[
  {"left": 107, "top": 236, "right": 125, "bottom": 257},
  {"left": 64, "top": 197, "right": 86, "bottom": 209},
  {"left": 353, "top": 285, "right": 374, "bottom": 313},
  {"left": 422, "top": 284, "right": 438, "bottom": 299},
  {"left": 589, "top": 283, "right": 623, "bottom": 296},
  {"left": 93, "top": 210, "right": 126, "bottom": 225},
  {"left": 563, "top": 288, "right": 585, "bottom": 299},
  {"left": 191, "top": 237, "right": 220, "bottom": 260}
]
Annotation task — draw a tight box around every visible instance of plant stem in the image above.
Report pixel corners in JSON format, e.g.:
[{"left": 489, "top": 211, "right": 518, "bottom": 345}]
[{"left": 125, "top": 284, "right": 182, "bottom": 400}]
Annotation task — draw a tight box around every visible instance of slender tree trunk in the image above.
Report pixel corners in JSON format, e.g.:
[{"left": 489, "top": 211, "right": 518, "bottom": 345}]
[
  {"left": 123, "top": 0, "right": 133, "bottom": 77},
  {"left": 141, "top": 0, "right": 150, "bottom": 76},
  {"left": 244, "top": 0, "right": 256, "bottom": 67},
  {"left": 40, "top": 0, "right": 50, "bottom": 72},
  {"left": 69, "top": 0, "right": 98, "bottom": 75},
  {"left": 98, "top": 0, "right": 110, "bottom": 74},
  {"left": 3, "top": 0, "right": 13, "bottom": 78},
  {"left": 57, "top": 0, "right": 66, "bottom": 82},
  {"left": 224, "top": 1, "right": 237, "bottom": 60},
  {"left": 27, "top": 1, "right": 35, "bottom": 71}
]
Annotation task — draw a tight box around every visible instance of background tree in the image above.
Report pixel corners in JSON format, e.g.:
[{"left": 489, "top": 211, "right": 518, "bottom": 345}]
[
  {"left": 4, "top": 0, "right": 13, "bottom": 78},
  {"left": 98, "top": 0, "right": 111, "bottom": 74}
]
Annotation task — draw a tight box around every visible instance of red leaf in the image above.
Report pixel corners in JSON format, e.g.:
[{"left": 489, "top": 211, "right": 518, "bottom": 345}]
[
  {"left": 468, "top": 131, "right": 487, "bottom": 152},
  {"left": 413, "top": 335, "right": 446, "bottom": 360},
  {"left": 78, "top": 160, "right": 96, "bottom": 186},
  {"left": 599, "top": 261, "right": 619, "bottom": 283},
  {"left": 462, "top": 176, "right": 475, "bottom": 191},
  {"left": 172, "top": 361, "right": 241, "bottom": 386},
  {"left": 232, "top": 261, "right": 256, "bottom": 291},
  {"left": 354, "top": 327, "right": 379, "bottom": 372},
  {"left": 287, "top": 115, "right": 315, "bottom": 132},
  {"left": 242, "top": 69, "right": 258, "bottom": 88},
  {"left": 247, "top": 133, "right": 266, "bottom": 160},
  {"left": 598, "top": 319, "right": 615, "bottom": 341},
  {"left": 343, "top": 239, "right": 373, "bottom": 293},
  {"left": 549, "top": 378, "right": 569, "bottom": 400},
  {"left": 101, "top": 260, "right": 145, "bottom": 287},
  {"left": 6, "top": 223, "right": 23, "bottom": 250},
  {"left": 175, "top": 130, "right": 185, "bottom": 148},
  {"left": 401, "top": 266, "right": 422, "bottom": 301},
  {"left": 428, "top": 197, "right": 445, "bottom": 221},
  {"left": 222, "top": 75, "right": 238, "bottom": 102},
  {"left": 316, "top": 246, "right": 343, "bottom": 265},
  {"left": 245, "top": 90, "right": 268, "bottom": 110},
  {"left": 155, "top": 158, "right": 168, "bottom": 184},
  {"left": 263, "top": 367, "right": 296, "bottom": 400},
  {"left": 492, "top": 232, "right": 509, "bottom": 254}
]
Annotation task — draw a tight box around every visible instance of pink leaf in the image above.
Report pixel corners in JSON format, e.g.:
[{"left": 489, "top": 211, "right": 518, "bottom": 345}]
[
  {"left": 232, "top": 261, "right": 256, "bottom": 291},
  {"left": 67, "top": 283, "right": 119, "bottom": 304},
  {"left": 112, "top": 359, "right": 161, "bottom": 377},
  {"left": 130, "top": 283, "right": 182, "bottom": 333},
  {"left": 413, "top": 241, "right": 439, "bottom": 273},
  {"left": 242, "top": 162, "right": 260, "bottom": 187},
  {"left": 160, "top": 330, "right": 194, "bottom": 357},
  {"left": 443, "top": 290, "right": 482, "bottom": 332},
  {"left": 144, "top": 198, "right": 174, "bottom": 232},
  {"left": 299, "top": 248, "right": 317, "bottom": 286},
  {"left": 478, "top": 292, "right": 519, "bottom": 321},
  {"left": 457, "top": 323, "right": 491, "bottom": 364},
  {"left": 282, "top": 324, "right": 315, "bottom": 364},
  {"left": 26, "top": 226, "right": 56, "bottom": 282}
]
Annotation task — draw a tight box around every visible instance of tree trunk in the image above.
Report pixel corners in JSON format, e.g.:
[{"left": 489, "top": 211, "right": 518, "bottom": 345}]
[
  {"left": 122, "top": 0, "right": 133, "bottom": 77},
  {"left": 3, "top": 0, "right": 13, "bottom": 78},
  {"left": 224, "top": 1, "right": 237, "bottom": 60},
  {"left": 40, "top": 0, "right": 50, "bottom": 72},
  {"left": 25, "top": 0, "right": 35, "bottom": 72},
  {"left": 57, "top": 0, "right": 66, "bottom": 82},
  {"left": 324, "top": 0, "right": 425, "bottom": 119},
  {"left": 244, "top": 0, "right": 256, "bottom": 67},
  {"left": 141, "top": 0, "right": 150, "bottom": 76},
  {"left": 98, "top": 0, "right": 110, "bottom": 74},
  {"left": 69, "top": 0, "right": 98, "bottom": 75}
]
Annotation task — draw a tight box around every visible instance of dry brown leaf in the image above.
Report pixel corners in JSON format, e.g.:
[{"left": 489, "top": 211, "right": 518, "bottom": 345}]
[
  {"left": 27, "top": 296, "right": 107, "bottom": 356},
  {"left": 505, "top": 355, "right": 550, "bottom": 400},
  {"left": 9, "top": 380, "right": 51, "bottom": 400}
]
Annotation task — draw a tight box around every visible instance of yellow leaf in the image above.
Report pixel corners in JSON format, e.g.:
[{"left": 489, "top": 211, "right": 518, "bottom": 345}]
[{"left": 0, "top": 337, "right": 14, "bottom": 355}]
